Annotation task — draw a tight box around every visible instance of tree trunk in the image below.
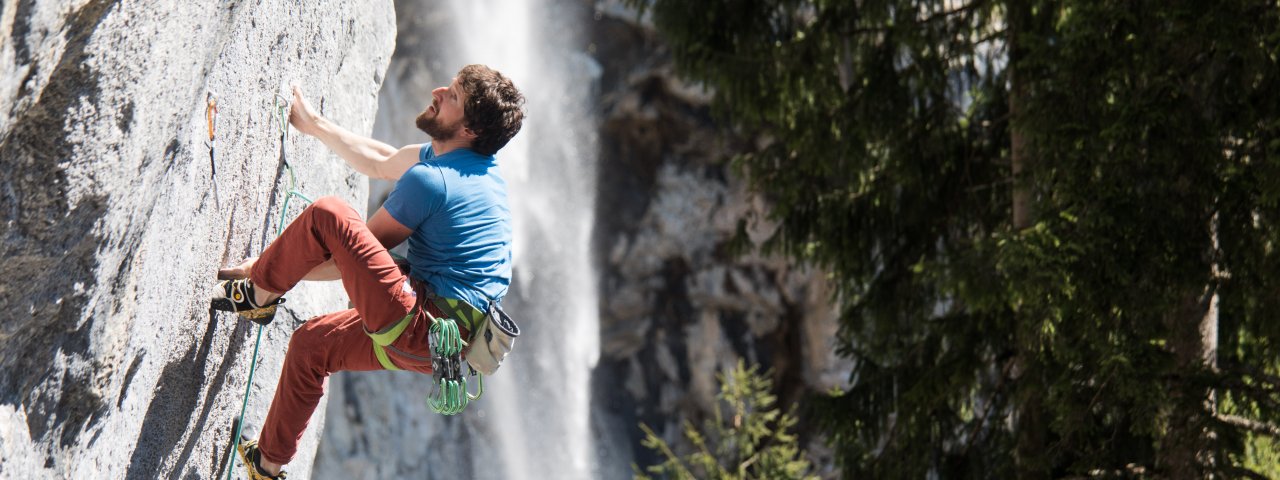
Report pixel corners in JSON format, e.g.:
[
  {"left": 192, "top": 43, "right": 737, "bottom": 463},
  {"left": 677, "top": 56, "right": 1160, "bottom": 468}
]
[
  {"left": 1010, "top": 73, "right": 1031, "bottom": 230},
  {"left": 1158, "top": 284, "right": 1218, "bottom": 478},
  {"left": 1007, "top": 2, "right": 1047, "bottom": 478}
]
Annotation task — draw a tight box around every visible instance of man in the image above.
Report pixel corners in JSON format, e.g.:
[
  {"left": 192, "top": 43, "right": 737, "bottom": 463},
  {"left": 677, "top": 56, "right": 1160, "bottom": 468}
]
[{"left": 212, "top": 64, "right": 525, "bottom": 480}]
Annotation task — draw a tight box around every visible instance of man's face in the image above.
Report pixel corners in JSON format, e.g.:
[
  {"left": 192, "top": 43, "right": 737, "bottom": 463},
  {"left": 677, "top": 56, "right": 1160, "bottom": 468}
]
[{"left": 416, "top": 77, "right": 468, "bottom": 142}]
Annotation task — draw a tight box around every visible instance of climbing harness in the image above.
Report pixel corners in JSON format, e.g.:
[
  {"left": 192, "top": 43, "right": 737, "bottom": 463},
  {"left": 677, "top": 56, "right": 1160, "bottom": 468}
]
[
  {"left": 222, "top": 93, "right": 312, "bottom": 480},
  {"left": 365, "top": 283, "right": 485, "bottom": 415},
  {"left": 206, "top": 92, "right": 221, "bottom": 210}
]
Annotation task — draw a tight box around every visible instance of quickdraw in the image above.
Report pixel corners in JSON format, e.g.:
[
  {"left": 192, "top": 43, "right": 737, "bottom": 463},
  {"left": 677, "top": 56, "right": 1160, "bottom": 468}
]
[
  {"left": 206, "top": 92, "right": 221, "bottom": 210},
  {"left": 273, "top": 93, "right": 291, "bottom": 170},
  {"left": 427, "top": 316, "right": 483, "bottom": 415},
  {"left": 271, "top": 93, "right": 313, "bottom": 235}
]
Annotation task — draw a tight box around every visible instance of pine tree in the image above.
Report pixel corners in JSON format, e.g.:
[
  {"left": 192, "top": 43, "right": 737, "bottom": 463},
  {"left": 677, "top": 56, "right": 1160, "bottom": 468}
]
[
  {"left": 626, "top": 0, "right": 1280, "bottom": 477},
  {"left": 634, "top": 361, "right": 818, "bottom": 480}
]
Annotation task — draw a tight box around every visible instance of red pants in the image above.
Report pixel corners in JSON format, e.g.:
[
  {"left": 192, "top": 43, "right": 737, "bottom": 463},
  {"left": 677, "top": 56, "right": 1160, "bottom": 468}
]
[{"left": 248, "top": 196, "right": 440, "bottom": 465}]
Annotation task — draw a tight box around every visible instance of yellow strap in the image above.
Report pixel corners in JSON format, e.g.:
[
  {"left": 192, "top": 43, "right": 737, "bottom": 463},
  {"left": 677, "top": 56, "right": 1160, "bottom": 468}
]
[
  {"left": 438, "top": 297, "right": 483, "bottom": 336},
  {"left": 373, "top": 344, "right": 400, "bottom": 371},
  {"left": 366, "top": 313, "right": 413, "bottom": 371},
  {"left": 366, "top": 313, "right": 414, "bottom": 346}
]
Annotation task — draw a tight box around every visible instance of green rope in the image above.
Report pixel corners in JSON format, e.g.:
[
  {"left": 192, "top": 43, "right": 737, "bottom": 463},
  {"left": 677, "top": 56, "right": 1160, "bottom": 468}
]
[
  {"left": 226, "top": 325, "right": 265, "bottom": 480},
  {"left": 223, "top": 94, "right": 312, "bottom": 480}
]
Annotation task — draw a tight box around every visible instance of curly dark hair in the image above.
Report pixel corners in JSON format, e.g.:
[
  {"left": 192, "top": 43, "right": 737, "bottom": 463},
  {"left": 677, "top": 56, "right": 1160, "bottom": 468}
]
[{"left": 457, "top": 64, "right": 526, "bottom": 156}]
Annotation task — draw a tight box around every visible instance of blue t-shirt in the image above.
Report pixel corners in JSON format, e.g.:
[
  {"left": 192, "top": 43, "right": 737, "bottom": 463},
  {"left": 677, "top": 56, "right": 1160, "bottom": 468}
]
[{"left": 382, "top": 144, "right": 512, "bottom": 311}]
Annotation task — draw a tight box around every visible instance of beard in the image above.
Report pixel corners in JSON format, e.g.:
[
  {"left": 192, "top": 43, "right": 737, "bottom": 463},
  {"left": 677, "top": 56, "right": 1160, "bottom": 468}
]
[{"left": 415, "top": 106, "right": 462, "bottom": 142}]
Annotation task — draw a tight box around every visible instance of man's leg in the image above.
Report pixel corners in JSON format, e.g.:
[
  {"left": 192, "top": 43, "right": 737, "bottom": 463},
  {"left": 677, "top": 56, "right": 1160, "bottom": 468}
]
[
  {"left": 249, "top": 195, "right": 414, "bottom": 331},
  {"left": 255, "top": 308, "right": 385, "bottom": 468},
  {"left": 242, "top": 195, "right": 419, "bottom": 474}
]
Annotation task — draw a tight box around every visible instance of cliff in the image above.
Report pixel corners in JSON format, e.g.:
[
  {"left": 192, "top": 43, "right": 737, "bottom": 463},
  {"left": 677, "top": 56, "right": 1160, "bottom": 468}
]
[{"left": 0, "top": 1, "right": 393, "bottom": 478}]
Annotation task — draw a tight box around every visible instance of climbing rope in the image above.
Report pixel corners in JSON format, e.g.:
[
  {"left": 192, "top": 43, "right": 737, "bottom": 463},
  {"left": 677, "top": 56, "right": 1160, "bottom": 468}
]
[{"left": 222, "top": 93, "right": 312, "bottom": 480}]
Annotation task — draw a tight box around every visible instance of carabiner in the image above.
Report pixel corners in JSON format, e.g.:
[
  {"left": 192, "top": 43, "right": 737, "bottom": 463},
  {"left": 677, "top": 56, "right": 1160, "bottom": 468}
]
[{"left": 273, "top": 93, "right": 289, "bottom": 139}]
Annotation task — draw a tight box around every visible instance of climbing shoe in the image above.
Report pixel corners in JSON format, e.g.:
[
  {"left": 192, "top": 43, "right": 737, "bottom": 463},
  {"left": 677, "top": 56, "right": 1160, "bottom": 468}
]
[
  {"left": 211, "top": 278, "right": 284, "bottom": 326},
  {"left": 236, "top": 437, "right": 288, "bottom": 480}
]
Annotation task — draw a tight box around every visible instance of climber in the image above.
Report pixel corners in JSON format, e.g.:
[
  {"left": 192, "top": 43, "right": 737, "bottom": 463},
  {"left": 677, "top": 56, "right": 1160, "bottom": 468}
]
[{"left": 211, "top": 64, "right": 525, "bottom": 480}]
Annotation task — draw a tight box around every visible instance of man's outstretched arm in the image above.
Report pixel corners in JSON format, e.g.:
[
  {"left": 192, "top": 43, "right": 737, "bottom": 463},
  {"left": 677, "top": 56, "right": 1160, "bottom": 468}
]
[{"left": 289, "top": 85, "right": 421, "bottom": 181}]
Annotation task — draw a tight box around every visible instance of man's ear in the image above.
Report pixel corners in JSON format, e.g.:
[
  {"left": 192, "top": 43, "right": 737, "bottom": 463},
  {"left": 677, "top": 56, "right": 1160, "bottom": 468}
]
[{"left": 461, "top": 127, "right": 479, "bottom": 140}]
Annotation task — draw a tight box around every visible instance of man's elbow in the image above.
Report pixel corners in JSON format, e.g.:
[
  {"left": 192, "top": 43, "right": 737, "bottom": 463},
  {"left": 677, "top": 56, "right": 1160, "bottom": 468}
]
[
  {"left": 369, "top": 155, "right": 397, "bottom": 180},
  {"left": 376, "top": 144, "right": 399, "bottom": 161}
]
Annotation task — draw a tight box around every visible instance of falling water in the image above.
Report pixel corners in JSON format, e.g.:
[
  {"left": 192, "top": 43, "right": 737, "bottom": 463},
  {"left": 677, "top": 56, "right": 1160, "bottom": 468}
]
[
  {"left": 339, "top": 0, "right": 614, "bottom": 478},
  {"left": 443, "top": 0, "right": 602, "bottom": 478}
]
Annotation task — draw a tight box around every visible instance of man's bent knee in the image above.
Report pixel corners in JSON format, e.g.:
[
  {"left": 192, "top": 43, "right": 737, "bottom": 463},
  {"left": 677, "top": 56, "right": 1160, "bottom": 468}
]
[
  {"left": 309, "top": 195, "right": 350, "bottom": 216},
  {"left": 304, "top": 195, "right": 359, "bottom": 229}
]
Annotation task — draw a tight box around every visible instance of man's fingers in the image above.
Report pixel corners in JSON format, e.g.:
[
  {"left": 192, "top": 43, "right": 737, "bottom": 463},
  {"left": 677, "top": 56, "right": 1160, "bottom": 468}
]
[
  {"left": 294, "top": 86, "right": 313, "bottom": 111},
  {"left": 289, "top": 85, "right": 318, "bottom": 130}
]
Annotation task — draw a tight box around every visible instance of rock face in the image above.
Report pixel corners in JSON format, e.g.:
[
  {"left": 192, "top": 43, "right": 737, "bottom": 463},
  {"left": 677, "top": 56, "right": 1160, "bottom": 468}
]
[{"left": 0, "top": 1, "right": 393, "bottom": 478}]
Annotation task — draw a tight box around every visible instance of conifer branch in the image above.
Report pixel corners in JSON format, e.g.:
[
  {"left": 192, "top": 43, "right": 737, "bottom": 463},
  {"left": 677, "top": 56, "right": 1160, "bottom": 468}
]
[{"left": 1215, "top": 414, "right": 1280, "bottom": 437}]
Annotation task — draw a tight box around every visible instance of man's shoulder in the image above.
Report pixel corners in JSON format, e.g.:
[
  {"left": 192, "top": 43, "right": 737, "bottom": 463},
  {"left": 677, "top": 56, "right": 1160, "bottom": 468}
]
[{"left": 395, "top": 159, "right": 447, "bottom": 193}]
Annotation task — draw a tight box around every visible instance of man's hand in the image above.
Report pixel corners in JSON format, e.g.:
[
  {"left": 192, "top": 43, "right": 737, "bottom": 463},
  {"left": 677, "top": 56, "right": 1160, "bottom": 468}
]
[
  {"left": 289, "top": 85, "right": 325, "bottom": 137},
  {"left": 218, "top": 257, "right": 257, "bottom": 280},
  {"left": 287, "top": 85, "right": 408, "bottom": 179}
]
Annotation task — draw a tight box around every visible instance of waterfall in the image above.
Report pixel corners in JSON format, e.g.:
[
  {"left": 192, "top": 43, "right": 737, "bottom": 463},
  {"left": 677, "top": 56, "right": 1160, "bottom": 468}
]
[
  {"left": 320, "top": 1, "right": 619, "bottom": 478},
  {"left": 441, "top": 1, "right": 602, "bottom": 478}
]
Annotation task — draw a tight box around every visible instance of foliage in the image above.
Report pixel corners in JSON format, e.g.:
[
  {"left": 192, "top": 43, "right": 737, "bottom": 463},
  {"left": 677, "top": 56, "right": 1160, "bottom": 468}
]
[
  {"left": 633, "top": 361, "right": 817, "bottom": 480},
  {"left": 627, "top": 0, "right": 1280, "bottom": 477},
  {"left": 1242, "top": 434, "right": 1280, "bottom": 479}
]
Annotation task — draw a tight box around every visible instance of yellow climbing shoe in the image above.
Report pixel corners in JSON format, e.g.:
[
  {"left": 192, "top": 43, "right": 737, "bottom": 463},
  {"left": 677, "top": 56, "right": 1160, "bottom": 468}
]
[
  {"left": 235, "top": 437, "right": 288, "bottom": 480},
  {"left": 211, "top": 278, "right": 285, "bottom": 326}
]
